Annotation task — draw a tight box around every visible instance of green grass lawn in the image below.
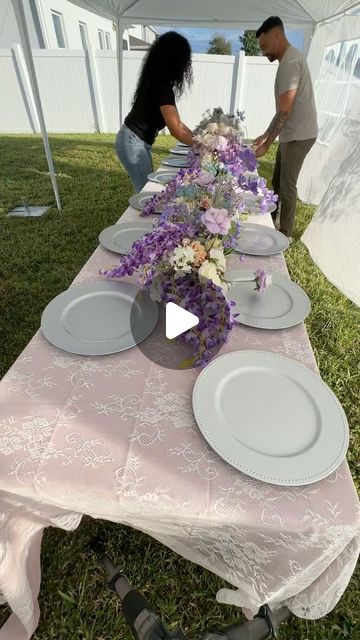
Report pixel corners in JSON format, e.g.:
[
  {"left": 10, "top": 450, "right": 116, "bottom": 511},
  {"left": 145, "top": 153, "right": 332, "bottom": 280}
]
[{"left": 0, "top": 134, "right": 359, "bottom": 640}]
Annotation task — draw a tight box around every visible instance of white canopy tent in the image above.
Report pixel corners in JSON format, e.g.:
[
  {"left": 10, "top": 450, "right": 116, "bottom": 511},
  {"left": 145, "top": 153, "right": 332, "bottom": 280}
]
[
  {"left": 298, "top": 10, "right": 360, "bottom": 306},
  {"left": 10, "top": 0, "right": 360, "bottom": 303}
]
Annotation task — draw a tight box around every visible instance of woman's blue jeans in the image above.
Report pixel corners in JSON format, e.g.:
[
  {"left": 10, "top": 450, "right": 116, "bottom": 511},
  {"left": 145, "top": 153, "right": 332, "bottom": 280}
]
[{"left": 115, "top": 124, "right": 154, "bottom": 192}]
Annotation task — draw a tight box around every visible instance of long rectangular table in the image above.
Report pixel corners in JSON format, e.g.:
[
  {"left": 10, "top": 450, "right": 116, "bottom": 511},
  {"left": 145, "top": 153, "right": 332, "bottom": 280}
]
[{"left": 0, "top": 165, "right": 359, "bottom": 639}]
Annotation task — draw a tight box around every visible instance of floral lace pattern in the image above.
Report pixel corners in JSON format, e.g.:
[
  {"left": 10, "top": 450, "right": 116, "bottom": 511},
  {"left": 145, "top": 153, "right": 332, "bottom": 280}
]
[{"left": 0, "top": 204, "right": 359, "bottom": 639}]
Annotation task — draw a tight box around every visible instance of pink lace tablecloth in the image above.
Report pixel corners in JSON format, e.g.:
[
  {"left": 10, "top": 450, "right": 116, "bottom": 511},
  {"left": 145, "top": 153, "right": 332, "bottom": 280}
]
[{"left": 0, "top": 175, "right": 359, "bottom": 639}]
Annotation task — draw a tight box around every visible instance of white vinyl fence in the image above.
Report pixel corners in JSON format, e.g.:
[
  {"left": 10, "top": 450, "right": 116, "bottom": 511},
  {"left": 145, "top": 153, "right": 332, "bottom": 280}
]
[{"left": 0, "top": 47, "right": 277, "bottom": 137}]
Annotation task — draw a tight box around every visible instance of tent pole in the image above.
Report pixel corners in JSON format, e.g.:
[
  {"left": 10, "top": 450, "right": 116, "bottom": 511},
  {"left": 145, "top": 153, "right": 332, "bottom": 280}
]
[
  {"left": 116, "top": 13, "right": 125, "bottom": 127},
  {"left": 11, "top": 0, "right": 62, "bottom": 213}
]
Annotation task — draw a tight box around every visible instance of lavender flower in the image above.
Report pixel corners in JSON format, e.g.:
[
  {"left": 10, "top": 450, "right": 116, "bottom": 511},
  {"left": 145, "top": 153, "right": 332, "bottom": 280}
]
[
  {"left": 254, "top": 268, "right": 272, "bottom": 293},
  {"left": 157, "top": 274, "right": 237, "bottom": 367},
  {"left": 100, "top": 221, "right": 195, "bottom": 283}
]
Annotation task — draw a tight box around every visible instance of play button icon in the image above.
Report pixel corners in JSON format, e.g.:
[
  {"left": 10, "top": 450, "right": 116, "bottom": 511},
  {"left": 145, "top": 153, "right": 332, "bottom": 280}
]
[
  {"left": 165, "top": 302, "right": 199, "bottom": 339},
  {"left": 130, "top": 274, "right": 229, "bottom": 370}
]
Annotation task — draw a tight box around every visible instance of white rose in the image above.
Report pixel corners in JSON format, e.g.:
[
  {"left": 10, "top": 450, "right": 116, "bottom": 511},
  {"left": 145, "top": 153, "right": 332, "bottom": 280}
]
[
  {"left": 206, "top": 123, "right": 218, "bottom": 134},
  {"left": 209, "top": 248, "right": 227, "bottom": 273},
  {"left": 198, "top": 260, "right": 222, "bottom": 288}
]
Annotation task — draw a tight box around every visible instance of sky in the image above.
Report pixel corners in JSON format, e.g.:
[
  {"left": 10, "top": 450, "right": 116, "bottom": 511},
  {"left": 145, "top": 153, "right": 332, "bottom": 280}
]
[{"left": 156, "top": 27, "right": 304, "bottom": 53}]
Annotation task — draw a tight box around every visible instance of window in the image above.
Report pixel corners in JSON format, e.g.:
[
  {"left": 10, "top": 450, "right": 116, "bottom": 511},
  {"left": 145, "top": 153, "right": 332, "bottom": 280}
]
[
  {"left": 79, "top": 22, "right": 88, "bottom": 49},
  {"left": 29, "top": 0, "right": 45, "bottom": 48},
  {"left": 122, "top": 38, "right": 128, "bottom": 51},
  {"left": 105, "top": 32, "right": 111, "bottom": 50},
  {"left": 98, "top": 29, "right": 105, "bottom": 50},
  {"left": 51, "top": 11, "right": 66, "bottom": 48}
]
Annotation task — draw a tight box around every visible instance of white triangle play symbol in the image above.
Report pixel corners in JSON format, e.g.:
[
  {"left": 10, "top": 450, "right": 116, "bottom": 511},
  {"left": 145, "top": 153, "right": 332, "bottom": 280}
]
[{"left": 165, "top": 302, "right": 199, "bottom": 340}]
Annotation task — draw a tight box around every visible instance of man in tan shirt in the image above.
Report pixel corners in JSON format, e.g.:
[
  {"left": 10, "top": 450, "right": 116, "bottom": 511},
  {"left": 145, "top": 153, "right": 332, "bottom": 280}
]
[{"left": 254, "top": 16, "right": 317, "bottom": 240}]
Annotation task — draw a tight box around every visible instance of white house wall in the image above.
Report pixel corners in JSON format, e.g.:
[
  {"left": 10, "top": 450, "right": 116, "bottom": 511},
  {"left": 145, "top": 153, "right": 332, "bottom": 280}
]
[
  {"left": 0, "top": 1, "right": 155, "bottom": 51},
  {"left": 33, "top": 0, "right": 117, "bottom": 49}
]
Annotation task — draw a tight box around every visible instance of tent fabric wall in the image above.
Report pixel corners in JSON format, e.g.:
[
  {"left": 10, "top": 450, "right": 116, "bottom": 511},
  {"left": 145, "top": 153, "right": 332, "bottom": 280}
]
[
  {"left": 298, "top": 14, "right": 360, "bottom": 204},
  {"left": 298, "top": 13, "right": 360, "bottom": 307},
  {"left": 67, "top": 0, "right": 359, "bottom": 28}
]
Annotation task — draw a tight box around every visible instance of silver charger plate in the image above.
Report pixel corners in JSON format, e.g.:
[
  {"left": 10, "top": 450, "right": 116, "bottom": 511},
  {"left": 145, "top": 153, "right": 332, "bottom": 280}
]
[
  {"left": 148, "top": 170, "right": 178, "bottom": 185},
  {"left": 243, "top": 202, "right": 277, "bottom": 215},
  {"left": 41, "top": 281, "right": 159, "bottom": 356},
  {"left": 129, "top": 191, "right": 162, "bottom": 212},
  {"left": 235, "top": 223, "right": 289, "bottom": 255},
  {"left": 170, "top": 147, "right": 189, "bottom": 155},
  {"left": 99, "top": 221, "right": 153, "bottom": 254},
  {"left": 177, "top": 142, "right": 190, "bottom": 147},
  {"left": 226, "top": 269, "right": 311, "bottom": 329},
  {"left": 192, "top": 351, "right": 349, "bottom": 486},
  {"left": 162, "top": 156, "right": 190, "bottom": 168}
]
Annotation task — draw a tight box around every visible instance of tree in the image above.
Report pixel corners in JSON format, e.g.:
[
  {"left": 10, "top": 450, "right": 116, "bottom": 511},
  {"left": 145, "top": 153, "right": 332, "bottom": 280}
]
[
  {"left": 207, "top": 33, "right": 232, "bottom": 55},
  {"left": 239, "top": 30, "right": 261, "bottom": 56}
]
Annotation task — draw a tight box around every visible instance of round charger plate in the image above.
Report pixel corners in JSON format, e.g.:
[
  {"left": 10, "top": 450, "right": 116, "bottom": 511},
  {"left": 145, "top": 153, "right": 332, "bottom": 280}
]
[
  {"left": 99, "top": 221, "right": 153, "bottom": 254},
  {"left": 243, "top": 192, "right": 260, "bottom": 202},
  {"left": 148, "top": 170, "right": 178, "bottom": 185},
  {"left": 226, "top": 269, "right": 311, "bottom": 329},
  {"left": 170, "top": 147, "right": 189, "bottom": 155},
  {"left": 177, "top": 142, "right": 190, "bottom": 147},
  {"left": 162, "top": 156, "right": 190, "bottom": 168},
  {"left": 41, "top": 281, "right": 158, "bottom": 356},
  {"left": 129, "top": 191, "right": 162, "bottom": 212},
  {"left": 192, "top": 351, "right": 349, "bottom": 486},
  {"left": 235, "top": 223, "right": 289, "bottom": 255},
  {"left": 244, "top": 202, "right": 277, "bottom": 215}
]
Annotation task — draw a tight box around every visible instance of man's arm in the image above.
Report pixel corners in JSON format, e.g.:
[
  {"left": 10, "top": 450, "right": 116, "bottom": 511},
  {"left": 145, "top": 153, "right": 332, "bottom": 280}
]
[
  {"left": 253, "top": 114, "right": 277, "bottom": 147},
  {"left": 254, "top": 89, "right": 297, "bottom": 157}
]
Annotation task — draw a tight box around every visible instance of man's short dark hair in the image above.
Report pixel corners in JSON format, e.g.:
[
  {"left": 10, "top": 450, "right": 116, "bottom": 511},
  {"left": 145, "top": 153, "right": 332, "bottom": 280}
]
[{"left": 256, "top": 16, "right": 284, "bottom": 38}]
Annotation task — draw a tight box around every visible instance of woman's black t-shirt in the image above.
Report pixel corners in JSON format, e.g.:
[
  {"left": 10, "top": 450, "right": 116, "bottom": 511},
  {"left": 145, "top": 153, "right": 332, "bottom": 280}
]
[{"left": 124, "top": 82, "right": 176, "bottom": 146}]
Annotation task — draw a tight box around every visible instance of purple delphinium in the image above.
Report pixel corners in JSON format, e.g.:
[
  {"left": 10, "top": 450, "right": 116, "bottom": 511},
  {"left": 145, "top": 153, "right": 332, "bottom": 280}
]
[
  {"left": 238, "top": 174, "right": 278, "bottom": 214},
  {"left": 100, "top": 221, "right": 195, "bottom": 283},
  {"left": 158, "top": 274, "right": 237, "bottom": 367},
  {"left": 238, "top": 146, "right": 258, "bottom": 172},
  {"left": 141, "top": 169, "right": 197, "bottom": 216}
]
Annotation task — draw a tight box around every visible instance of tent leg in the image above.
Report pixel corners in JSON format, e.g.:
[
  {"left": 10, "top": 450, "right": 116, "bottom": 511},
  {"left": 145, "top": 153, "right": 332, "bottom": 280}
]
[
  {"left": 116, "top": 14, "right": 125, "bottom": 128},
  {"left": 11, "top": 0, "right": 61, "bottom": 213}
]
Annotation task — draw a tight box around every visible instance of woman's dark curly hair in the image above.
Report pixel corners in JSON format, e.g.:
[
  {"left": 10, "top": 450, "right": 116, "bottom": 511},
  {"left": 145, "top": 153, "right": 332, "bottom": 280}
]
[{"left": 133, "top": 31, "right": 193, "bottom": 103}]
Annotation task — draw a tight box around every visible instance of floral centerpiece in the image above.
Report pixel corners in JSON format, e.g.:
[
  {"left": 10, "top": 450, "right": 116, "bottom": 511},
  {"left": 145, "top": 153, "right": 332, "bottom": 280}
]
[
  {"left": 102, "top": 215, "right": 266, "bottom": 367},
  {"left": 102, "top": 108, "right": 273, "bottom": 366},
  {"left": 186, "top": 109, "right": 278, "bottom": 213}
]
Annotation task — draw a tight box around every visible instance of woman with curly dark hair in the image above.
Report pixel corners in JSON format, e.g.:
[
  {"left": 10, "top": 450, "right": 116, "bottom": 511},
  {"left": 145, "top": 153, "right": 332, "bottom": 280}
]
[{"left": 115, "top": 31, "right": 194, "bottom": 192}]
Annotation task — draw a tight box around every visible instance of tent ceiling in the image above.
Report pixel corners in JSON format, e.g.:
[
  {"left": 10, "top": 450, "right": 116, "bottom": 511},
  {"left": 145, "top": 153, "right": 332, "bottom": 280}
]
[{"left": 68, "top": 0, "right": 360, "bottom": 29}]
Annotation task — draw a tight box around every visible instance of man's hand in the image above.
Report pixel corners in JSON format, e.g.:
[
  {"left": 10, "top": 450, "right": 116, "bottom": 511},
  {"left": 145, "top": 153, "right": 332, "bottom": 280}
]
[
  {"left": 253, "top": 133, "right": 268, "bottom": 148},
  {"left": 255, "top": 141, "right": 270, "bottom": 158}
]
